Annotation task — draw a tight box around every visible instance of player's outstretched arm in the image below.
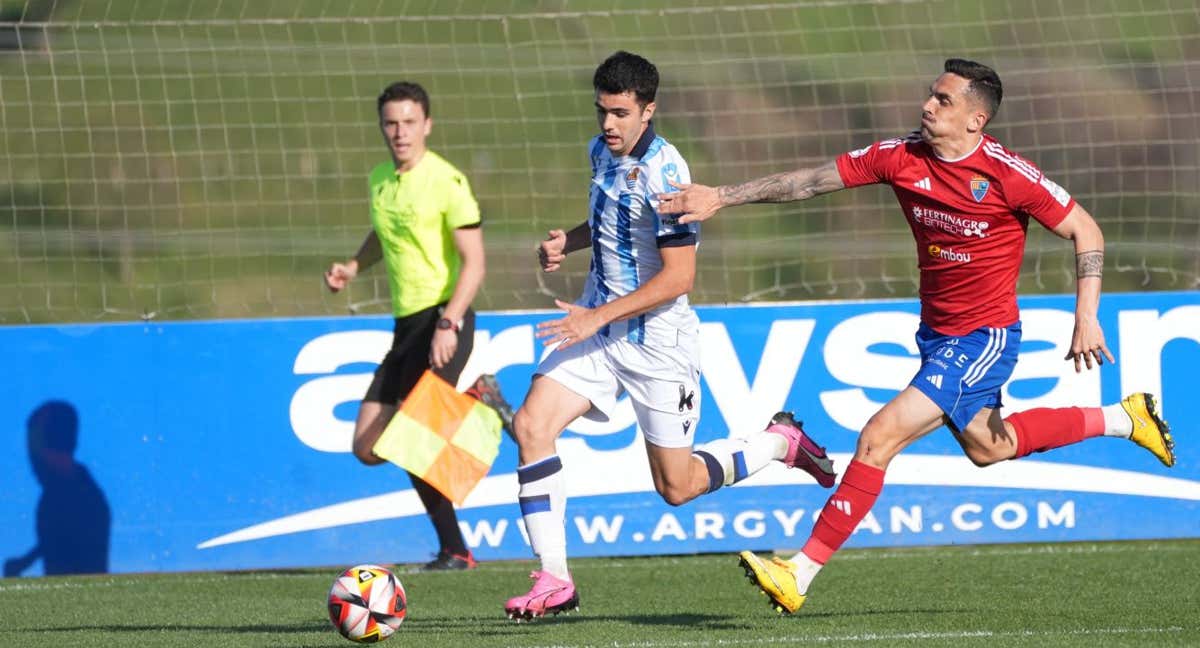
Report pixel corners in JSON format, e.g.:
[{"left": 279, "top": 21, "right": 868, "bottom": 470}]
[
  {"left": 656, "top": 159, "right": 845, "bottom": 224},
  {"left": 538, "top": 221, "right": 591, "bottom": 272},
  {"left": 1050, "top": 203, "right": 1114, "bottom": 372},
  {"left": 324, "top": 230, "right": 382, "bottom": 292},
  {"left": 537, "top": 243, "right": 695, "bottom": 349}
]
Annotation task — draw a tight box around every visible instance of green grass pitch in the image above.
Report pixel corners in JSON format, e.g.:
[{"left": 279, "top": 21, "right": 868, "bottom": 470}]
[{"left": 1, "top": 540, "right": 1197, "bottom": 647}]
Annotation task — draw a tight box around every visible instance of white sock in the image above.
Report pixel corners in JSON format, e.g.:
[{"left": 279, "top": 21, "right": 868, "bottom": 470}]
[
  {"left": 517, "top": 455, "right": 570, "bottom": 581},
  {"left": 1102, "top": 403, "right": 1133, "bottom": 438},
  {"left": 748, "top": 430, "right": 790, "bottom": 463},
  {"left": 694, "top": 434, "right": 786, "bottom": 487},
  {"left": 786, "top": 550, "right": 824, "bottom": 594}
]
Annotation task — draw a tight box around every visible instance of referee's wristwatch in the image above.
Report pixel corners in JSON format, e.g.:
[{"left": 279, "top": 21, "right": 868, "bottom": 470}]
[{"left": 436, "top": 317, "right": 463, "bottom": 333}]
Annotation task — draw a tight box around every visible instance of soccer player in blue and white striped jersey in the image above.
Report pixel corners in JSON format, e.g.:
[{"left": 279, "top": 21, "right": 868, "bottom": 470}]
[{"left": 502, "top": 51, "right": 837, "bottom": 621}]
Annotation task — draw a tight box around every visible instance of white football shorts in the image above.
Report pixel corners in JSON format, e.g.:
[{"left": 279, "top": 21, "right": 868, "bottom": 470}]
[{"left": 535, "top": 329, "right": 701, "bottom": 448}]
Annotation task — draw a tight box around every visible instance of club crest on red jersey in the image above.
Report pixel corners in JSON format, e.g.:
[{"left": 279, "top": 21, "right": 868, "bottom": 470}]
[{"left": 970, "top": 175, "right": 990, "bottom": 202}]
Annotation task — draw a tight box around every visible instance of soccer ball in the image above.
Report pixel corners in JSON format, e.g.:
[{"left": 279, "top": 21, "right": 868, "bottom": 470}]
[{"left": 327, "top": 564, "right": 407, "bottom": 643}]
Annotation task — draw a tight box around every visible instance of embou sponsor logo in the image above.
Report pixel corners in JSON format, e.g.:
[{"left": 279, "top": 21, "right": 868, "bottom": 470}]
[
  {"left": 911, "top": 205, "right": 989, "bottom": 238},
  {"left": 928, "top": 244, "right": 972, "bottom": 263}
]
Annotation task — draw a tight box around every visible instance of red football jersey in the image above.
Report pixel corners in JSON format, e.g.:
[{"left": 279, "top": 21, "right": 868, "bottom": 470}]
[{"left": 836, "top": 131, "right": 1075, "bottom": 336}]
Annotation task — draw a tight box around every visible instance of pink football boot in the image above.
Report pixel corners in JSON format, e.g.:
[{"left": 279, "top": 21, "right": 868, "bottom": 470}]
[
  {"left": 766, "top": 411, "right": 837, "bottom": 488},
  {"left": 504, "top": 570, "right": 579, "bottom": 621}
]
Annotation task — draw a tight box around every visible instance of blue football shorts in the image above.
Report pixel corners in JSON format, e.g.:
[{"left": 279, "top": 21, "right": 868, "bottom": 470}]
[{"left": 909, "top": 321, "right": 1022, "bottom": 432}]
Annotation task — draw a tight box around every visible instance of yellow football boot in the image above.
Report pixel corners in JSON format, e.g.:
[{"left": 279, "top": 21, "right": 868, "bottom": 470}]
[
  {"left": 1122, "top": 393, "right": 1175, "bottom": 467},
  {"left": 737, "top": 551, "right": 806, "bottom": 614}
]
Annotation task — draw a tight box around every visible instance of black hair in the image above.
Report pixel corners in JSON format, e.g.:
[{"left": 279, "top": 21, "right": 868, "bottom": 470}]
[
  {"left": 944, "top": 58, "right": 1002, "bottom": 120},
  {"left": 377, "top": 81, "right": 430, "bottom": 118},
  {"left": 593, "top": 50, "right": 659, "bottom": 105}
]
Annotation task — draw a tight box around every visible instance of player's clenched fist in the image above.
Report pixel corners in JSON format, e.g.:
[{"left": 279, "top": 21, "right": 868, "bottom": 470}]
[
  {"left": 324, "top": 259, "right": 358, "bottom": 292},
  {"left": 537, "top": 229, "right": 567, "bottom": 272}
]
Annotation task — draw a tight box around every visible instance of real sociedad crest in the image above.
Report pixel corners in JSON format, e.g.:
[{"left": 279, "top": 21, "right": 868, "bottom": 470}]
[
  {"left": 625, "top": 166, "right": 640, "bottom": 189},
  {"left": 970, "top": 175, "right": 990, "bottom": 202}
]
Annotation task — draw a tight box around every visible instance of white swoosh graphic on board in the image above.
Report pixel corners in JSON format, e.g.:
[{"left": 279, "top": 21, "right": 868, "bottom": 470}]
[{"left": 198, "top": 444, "right": 1197, "bottom": 550}]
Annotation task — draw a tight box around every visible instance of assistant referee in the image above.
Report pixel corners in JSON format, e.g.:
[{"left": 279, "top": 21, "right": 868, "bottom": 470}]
[{"left": 325, "top": 81, "right": 506, "bottom": 571}]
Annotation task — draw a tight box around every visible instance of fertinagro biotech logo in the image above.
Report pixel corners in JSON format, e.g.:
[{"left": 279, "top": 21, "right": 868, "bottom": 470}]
[{"left": 198, "top": 302, "right": 1200, "bottom": 557}]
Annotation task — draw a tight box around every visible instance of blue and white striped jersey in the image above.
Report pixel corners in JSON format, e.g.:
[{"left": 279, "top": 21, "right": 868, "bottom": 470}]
[{"left": 580, "top": 123, "right": 700, "bottom": 346}]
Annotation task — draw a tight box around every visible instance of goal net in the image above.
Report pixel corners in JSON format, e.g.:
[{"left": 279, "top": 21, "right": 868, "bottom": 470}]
[{"left": 1, "top": 0, "right": 1196, "bottom": 323}]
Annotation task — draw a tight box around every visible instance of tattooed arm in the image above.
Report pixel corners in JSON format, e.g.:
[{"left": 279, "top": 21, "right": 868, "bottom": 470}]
[
  {"left": 718, "top": 160, "right": 846, "bottom": 205},
  {"left": 655, "top": 160, "right": 845, "bottom": 224},
  {"left": 1076, "top": 249, "right": 1104, "bottom": 279},
  {"left": 1051, "top": 203, "right": 1114, "bottom": 372}
]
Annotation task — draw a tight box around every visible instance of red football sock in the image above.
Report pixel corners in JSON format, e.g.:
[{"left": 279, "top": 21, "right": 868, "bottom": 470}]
[
  {"left": 1007, "top": 407, "right": 1104, "bottom": 459},
  {"left": 801, "top": 460, "right": 885, "bottom": 565}
]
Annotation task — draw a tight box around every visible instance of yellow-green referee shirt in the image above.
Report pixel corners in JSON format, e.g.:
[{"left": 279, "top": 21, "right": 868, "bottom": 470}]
[{"left": 368, "top": 151, "right": 481, "bottom": 317}]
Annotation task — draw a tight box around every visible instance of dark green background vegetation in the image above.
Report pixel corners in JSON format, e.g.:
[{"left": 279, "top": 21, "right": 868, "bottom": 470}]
[{"left": 1, "top": 0, "right": 1196, "bottom": 323}]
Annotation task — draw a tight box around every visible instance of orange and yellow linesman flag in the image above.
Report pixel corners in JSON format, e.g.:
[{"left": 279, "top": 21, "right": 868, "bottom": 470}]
[{"left": 372, "top": 371, "right": 503, "bottom": 505}]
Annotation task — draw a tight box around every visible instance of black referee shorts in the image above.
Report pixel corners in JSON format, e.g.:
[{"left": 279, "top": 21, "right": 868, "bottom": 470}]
[{"left": 363, "top": 304, "right": 475, "bottom": 406}]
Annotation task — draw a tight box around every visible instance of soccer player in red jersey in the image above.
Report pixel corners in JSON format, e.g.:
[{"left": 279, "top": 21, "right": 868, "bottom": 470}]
[{"left": 656, "top": 58, "right": 1176, "bottom": 614}]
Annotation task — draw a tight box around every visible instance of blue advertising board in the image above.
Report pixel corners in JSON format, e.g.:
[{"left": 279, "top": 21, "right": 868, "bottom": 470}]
[{"left": 1, "top": 292, "right": 1197, "bottom": 576}]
